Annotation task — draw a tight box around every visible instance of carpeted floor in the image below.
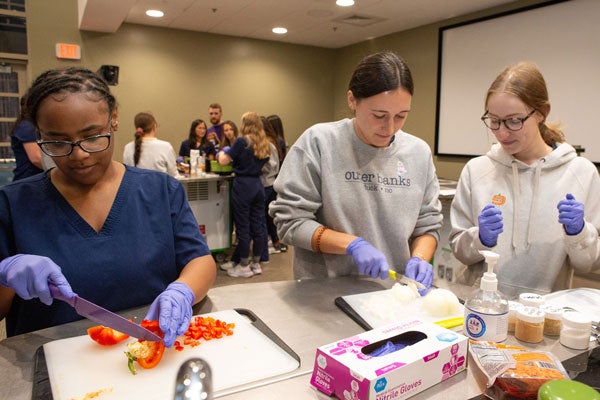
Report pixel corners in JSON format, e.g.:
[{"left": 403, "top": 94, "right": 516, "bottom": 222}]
[{"left": 213, "top": 245, "right": 294, "bottom": 287}]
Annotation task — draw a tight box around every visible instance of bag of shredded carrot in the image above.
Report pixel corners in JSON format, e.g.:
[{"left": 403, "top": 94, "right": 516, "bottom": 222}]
[{"left": 468, "top": 340, "right": 570, "bottom": 399}]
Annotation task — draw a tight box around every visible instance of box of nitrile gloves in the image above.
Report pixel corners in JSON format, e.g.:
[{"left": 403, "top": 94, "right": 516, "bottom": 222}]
[{"left": 310, "top": 319, "right": 468, "bottom": 400}]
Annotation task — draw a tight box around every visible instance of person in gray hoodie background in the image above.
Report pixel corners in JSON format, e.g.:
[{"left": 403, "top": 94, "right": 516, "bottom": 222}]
[
  {"left": 450, "top": 62, "right": 600, "bottom": 297},
  {"left": 269, "top": 51, "right": 442, "bottom": 294}
]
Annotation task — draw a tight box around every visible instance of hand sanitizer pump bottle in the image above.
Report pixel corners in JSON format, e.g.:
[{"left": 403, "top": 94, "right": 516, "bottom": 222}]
[{"left": 464, "top": 250, "right": 509, "bottom": 342}]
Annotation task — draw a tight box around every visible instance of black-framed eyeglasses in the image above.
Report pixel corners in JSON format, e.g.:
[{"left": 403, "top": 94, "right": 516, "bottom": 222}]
[
  {"left": 481, "top": 109, "right": 536, "bottom": 132},
  {"left": 37, "top": 119, "right": 112, "bottom": 157}
]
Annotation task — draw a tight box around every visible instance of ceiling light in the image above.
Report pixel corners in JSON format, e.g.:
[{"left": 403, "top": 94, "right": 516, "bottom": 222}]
[
  {"left": 272, "top": 27, "right": 288, "bottom": 34},
  {"left": 336, "top": 0, "right": 355, "bottom": 6},
  {"left": 145, "top": 9, "right": 164, "bottom": 18}
]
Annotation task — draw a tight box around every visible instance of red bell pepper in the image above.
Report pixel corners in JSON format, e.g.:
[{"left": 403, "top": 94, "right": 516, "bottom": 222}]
[
  {"left": 136, "top": 320, "right": 165, "bottom": 369},
  {"left": 87, "top": 325, "right": 129, "bottom": 346},
  {"left": 125, "top": 319, "right": 166, "bottom": 374}
]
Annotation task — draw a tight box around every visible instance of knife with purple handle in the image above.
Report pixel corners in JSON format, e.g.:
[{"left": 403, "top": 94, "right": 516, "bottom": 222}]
[{"left": 49, "top": 283, "right": 162, "bottom": 342}]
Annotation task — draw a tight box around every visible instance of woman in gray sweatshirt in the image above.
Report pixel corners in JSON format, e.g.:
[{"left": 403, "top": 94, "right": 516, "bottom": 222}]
[{"left": 269, "top": 51, "right": 442, "bottom": 293}]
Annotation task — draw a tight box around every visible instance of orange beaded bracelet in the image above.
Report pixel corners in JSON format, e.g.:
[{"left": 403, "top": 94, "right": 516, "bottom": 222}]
[{"left": 314, "top": 226, "right": 328, "bottom": 253}]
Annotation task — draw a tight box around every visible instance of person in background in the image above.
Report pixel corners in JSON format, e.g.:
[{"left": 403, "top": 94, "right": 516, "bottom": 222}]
[
  {"left": 10, "top": 95, "right": 52, "bottom": 180},
  {"left": 269, "top": 51, "right": 441, "bottom": 294},
  {"left": 450, "top": 62, "right": 600, "bottom": 297},
  {"left": 179, "top": 119, "right": 216, "bottom": 161},
  {"left": 224, "top": 119, "right": 278, "bottom": 270},
  {"left": 266, "top": 114, "right": 287, "bottom": 167},
  {"left": 217, "top": 119, "right": 241, "bottom": 271},
  {"left": 207, "top": 103, "right": 224, "bottom": 149},
  {"left": 0, "top": 67, "right": 216, "bottom": 346},
  {"left": 221, "top": 120, "right": 239, "bottom": 149},
  {"left": 217, "top": 112, "right": 270, "bottom": 278},
  {"left": 123, "top": 112, "right": 178, "bottom": 177},
  {"left": 261, "top": 116, "right": 287, "bottom": 254}
]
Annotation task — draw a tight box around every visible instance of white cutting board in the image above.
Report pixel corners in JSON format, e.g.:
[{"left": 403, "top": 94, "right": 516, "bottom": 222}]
[
  {"left": 44, "top": 309, "right": 300, "bottom": 400},
  {"left": 341, "top": 287, "right": 464, "bottom": 329}
]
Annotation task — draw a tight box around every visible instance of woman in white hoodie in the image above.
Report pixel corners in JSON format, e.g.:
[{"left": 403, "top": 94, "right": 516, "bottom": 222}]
[{"left": 450, "top": 62, "right": 600, "bottom": 297}]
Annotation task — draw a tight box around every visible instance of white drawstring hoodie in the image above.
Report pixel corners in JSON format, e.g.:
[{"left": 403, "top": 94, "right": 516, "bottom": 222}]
[{"left": 449, "top": 142, "right": 600, "bottom": 296}]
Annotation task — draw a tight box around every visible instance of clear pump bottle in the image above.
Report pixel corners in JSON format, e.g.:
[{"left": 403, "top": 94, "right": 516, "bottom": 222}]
[{"left": 464, "top": 250, "right": 509, "bottom": 342}]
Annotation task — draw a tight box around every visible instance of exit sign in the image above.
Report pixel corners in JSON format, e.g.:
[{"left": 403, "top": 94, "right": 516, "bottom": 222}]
[{"left": 55, "top": 43, "right": 81, "bottom": 60}]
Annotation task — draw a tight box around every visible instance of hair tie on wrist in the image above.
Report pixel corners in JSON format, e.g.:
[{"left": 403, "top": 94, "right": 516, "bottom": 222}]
[{"left": 412, "top": 252, "right": 428, "bottom": 262}]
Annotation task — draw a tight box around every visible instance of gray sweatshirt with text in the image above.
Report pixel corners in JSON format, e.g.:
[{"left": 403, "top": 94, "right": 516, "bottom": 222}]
[{"left": 270, "top": 118, "right": 442, "bottom": 279}]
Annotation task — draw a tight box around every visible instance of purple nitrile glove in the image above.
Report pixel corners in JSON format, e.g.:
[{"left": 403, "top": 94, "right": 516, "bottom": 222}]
[
  {"left": 0, "top": 254, "right": 74, "bottom": 305},
  {"left": 405, "top": 257, "right": 433, "bottom": 296},
  {"left": 145, "top": 282, "right": 195, "bottom": 347},
  {"left": 558, "top": 193, "right": 585, "bottom": 235},
  {"left": 216, "top": 146, "right": 232, "bottom": 163},
  {"left": 346, "top": 238, "right": 389, "bottom": 280},
  {"left": 478, "top": 204, "right": 503, "bottom": 247}
]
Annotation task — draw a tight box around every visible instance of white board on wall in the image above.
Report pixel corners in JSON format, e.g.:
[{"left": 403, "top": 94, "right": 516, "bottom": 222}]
[{"left": 435, "top": 0, "right": 600, "bottom": 163}]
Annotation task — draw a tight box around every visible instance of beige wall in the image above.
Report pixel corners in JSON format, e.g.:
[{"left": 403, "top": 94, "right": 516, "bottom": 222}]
[
  {"left": 27, "top": 0, "right": 554, "bottom": 179},
  {"left": 26, "top": 0, "right": 335, "bottom": 161},
  {"left": 332, "top": 0, "right": 551, "bottom": 180}
]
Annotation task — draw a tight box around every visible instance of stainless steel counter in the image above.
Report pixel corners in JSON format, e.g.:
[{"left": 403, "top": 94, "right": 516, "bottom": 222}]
[
  {"left": 0, "top": 277, "right": 595, "bottom": 399},
  {"left": 176, "top": 172, "right": 233, "bottom": 182}
]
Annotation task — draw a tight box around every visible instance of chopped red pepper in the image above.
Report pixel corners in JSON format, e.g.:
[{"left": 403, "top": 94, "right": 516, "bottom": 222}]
[
  {"left": 181, "top": 316, "right": 235, "bottom": 347},
  {"left": 123, "top": 316, "right": 235, "bottom": 372},
  {"left": 87, "top": 325, "right": 129, "bottom": 346}
]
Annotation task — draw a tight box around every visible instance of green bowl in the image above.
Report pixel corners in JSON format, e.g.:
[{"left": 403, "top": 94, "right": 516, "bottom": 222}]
[
  {"left": 210, "top": 160, "right": 233, "bottom": 175},
  {"left": 538, "top": 379, "right": 600, "bottom": 400}
]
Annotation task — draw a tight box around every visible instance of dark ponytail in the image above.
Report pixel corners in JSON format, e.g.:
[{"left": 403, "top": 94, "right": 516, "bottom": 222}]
[{"left": 133, "top": 112, "right": 156, "bottom": 166}]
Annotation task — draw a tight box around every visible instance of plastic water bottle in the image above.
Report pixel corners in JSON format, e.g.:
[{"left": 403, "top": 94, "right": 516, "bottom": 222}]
[{"left": 463, "top": 250, "right": 509, "bottom": 342}]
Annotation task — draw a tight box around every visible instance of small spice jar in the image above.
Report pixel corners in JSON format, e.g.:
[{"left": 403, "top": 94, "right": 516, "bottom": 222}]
[
  {"left": 507, "top": 301, "right": 524, "bottom": 333},
  {"left": 539, "top": 304, "right": 563, "bottom": 336},
  {"left": 515, "top": 306, "right": 545, "bottom": 343},
  {"left": 560, "top": 311, "right": 592, "bottom": 350},
  {"left": 519, "top": 292, "right": 544, "bottom": 308}
]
